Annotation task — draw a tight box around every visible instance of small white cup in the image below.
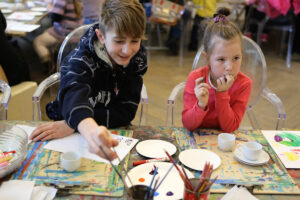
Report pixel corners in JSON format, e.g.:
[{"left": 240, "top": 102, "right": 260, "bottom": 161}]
[
  {"left": 61, "top": 151, "right": 81, "bottom": 172},
  {"left": 241, "top": 142, "right": 262, "bottom": 161},
  {"left": 218, "top": 133, "right": 236, "bottom": 152}
]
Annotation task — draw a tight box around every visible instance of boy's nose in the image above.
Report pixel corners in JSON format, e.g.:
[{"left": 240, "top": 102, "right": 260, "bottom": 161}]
[{"left": 122, "top": 44, "right": 130, "bottom": 54}]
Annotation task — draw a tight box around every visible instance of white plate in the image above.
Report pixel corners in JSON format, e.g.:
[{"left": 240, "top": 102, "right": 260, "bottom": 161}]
[
  {"left": 136, "top": 140, "right": 177, "bottom": 159},
  {"left": 234, "top": 147, "right": 269, "bottom": 166},
  {"left": 30, "top": 7, "right": 47, "bottom": 12},
  {"left": 125, "top": 162, "right": 194, "bottom": 200},
  {"left": 179, "top": 149, "right": 221, "bottom": 171}
]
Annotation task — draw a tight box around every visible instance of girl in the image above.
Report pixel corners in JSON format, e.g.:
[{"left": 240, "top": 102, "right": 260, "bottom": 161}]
[{"left": 182, "top": 7, "right": 252, "bottom": 132}]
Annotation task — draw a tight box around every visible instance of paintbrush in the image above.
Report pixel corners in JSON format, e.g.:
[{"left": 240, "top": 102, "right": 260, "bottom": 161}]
[
  {"left": 99, "top": 146, "right": 133, "bottom": 199},
  {"left": 194, "top": 162, "right": 208, "bottom": 192},
  {"left": 164, "top": 150, "right": 193, "bottom": 190},
  {"left": 145, "top": 166, "right": 158, "bottom": 200},
  {"left": 181, "top": 165, "right": 192, "bottom": 187},
  {"left": 154, "top": 161, "right": 176, "bottom": 192},
  {"left": 150, "top": 176, "right": 160, "bottom": 198},
  {"left": 203, "top": 175, "right": 218, "bottom": 192},
  {"left": 112, "top": 147, "right": 135, "bottom": 191}
]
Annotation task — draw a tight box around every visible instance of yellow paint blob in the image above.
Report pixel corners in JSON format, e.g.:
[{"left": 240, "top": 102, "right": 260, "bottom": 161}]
[{"left": 283, "top": 152, "right": 299, "bottom": 161}]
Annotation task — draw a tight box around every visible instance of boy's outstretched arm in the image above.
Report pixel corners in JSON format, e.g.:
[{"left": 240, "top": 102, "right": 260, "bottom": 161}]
[{"left": 78, "top": 117, "right": 119, "bottom": 160}]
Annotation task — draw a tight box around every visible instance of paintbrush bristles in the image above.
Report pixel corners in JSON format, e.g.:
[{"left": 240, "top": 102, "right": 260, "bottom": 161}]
[{"left": 194, "top": 162, "right": 216, "bottom": 193}]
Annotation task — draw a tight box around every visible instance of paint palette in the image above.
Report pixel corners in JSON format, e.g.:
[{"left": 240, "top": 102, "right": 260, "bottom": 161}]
[
  {"left": 125, "top": 162, "right": 194, "bottom": 200},
  {"left": 135, "top": 140, "right": 177, "bottom": 158},
  {"left": 234, "top": 147, "right": 269, "bottom": 166},
  {"left": 179, "top": 149, "right": 221, "bottom": 171}
]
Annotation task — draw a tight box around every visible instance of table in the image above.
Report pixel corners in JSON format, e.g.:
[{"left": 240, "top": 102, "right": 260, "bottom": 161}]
[
  {"left": 0, "top": 0, "right": 49, "bottom": 36},
  {"left": 1, "top": 121, "right": 300, "bottom": 199}
]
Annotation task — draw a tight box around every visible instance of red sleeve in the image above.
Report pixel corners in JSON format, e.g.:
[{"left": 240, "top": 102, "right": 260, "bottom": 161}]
[
  {"left": 182, "top": 68, "right": 209, "bottom": 131},
  {"left": 215, "top": 76, "right": 252, "bottom": 132}
]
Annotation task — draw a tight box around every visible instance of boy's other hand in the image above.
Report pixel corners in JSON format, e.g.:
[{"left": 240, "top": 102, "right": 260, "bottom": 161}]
[
  {"left": 216, "top": 75, "right": 234, "bottom": 92},
  {"left": 29, "top": 121, "right": 74, "bottom": 141},
  {"left": 194, "top": 77, "right": 210, "bottom": 110}
]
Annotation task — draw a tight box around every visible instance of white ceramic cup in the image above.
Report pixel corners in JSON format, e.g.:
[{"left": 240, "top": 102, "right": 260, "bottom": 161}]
[
  {"left": 61, "top": 151, "right": 81, "bottom": 172},
  {"left": 241, "top": 142, "right": 262, "bottom": 161},
  {"left": 218, "top": 133, "right": 236, "bottom": 152}
]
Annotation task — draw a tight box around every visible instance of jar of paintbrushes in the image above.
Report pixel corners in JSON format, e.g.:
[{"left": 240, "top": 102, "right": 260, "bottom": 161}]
[{"left": 183, "top": 162, "right": 217, "bottom": 200}]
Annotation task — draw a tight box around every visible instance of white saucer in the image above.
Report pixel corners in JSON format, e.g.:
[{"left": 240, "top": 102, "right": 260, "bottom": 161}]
[
  {"left": 135, "top": 140, "right": 177, "bottom": 159},
  {"left": 179, "top": 149, "right": 221, "bottom": 171},
  {"left": 234, "top": 147, "right": 270, "bottom": 166}
]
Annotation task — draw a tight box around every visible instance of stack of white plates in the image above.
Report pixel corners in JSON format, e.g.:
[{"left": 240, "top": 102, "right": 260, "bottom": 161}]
[{"left": 234, "top": 147, "right": 270, "bottom": 166}]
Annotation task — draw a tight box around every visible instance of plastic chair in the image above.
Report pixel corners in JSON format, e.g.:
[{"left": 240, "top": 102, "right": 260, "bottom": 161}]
[
  {"left": 244, "top": 6, "right": 295, "bottom": 68},
  {"left": 166, "top": 36, "right": 286, "bottom": 130},
  {"left": 32, "top": 24, "right": 149, "bottom": 126},
  {"left": 0, "top": 80, "right": 11, "bottom": 120},
  {"left": 0, "top": 65, "right": 37, "bottom": 120}
]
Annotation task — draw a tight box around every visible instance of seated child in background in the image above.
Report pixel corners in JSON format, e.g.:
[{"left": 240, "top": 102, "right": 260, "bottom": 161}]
[
  {"left": 30, "top": 0, "right": 147, "bottom": 161},
  {"left": 182, "top": 7, "right": 252, "bottom": 133},
  {"left": 33, "top": 0, "right": 83, "bottom": 71}
]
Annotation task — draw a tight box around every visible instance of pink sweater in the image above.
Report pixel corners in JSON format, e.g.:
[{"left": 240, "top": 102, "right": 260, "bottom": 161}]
[{"left": 182, "top": 66, "right": 252, "bottom": 132}]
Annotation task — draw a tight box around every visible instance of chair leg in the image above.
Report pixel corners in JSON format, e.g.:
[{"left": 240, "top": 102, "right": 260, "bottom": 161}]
[
  {"left": 280, "top": 30, "right": 287, "bottom": 57},
  {"left": 246, "top": 108, "right": 261, "bottom": 130},
  {"left": 286, "top": 25, "right": 295, "bottom": 68}
]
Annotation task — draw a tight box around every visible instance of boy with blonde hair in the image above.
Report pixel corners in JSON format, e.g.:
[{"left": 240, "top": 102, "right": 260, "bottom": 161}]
[{"left": 30, "top": 0, "right": 147, "bottom": 160}]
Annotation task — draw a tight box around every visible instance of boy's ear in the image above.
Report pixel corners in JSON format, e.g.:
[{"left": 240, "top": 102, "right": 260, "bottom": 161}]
[{"left": 95, "top": 29, "right": 105, "bottom": 45}]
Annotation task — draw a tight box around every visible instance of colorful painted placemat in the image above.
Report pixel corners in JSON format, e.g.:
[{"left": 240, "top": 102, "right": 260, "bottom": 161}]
[
  {"left": 261, "top": 130, "right": 300, "bottom": 169},
  {"left": 172, "top": 128, "right": 300, "bottom": 195},
  {"left": 10, "top": 129, "right": 133, "bottom": 197}
]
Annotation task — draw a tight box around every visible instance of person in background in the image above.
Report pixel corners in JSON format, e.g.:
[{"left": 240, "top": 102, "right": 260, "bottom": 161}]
[
  {"left": 0, "top": 9, "right": 30, "bottom": 86},
  {"left": 82, "top": 0, "right": 104, "bottom": 24},
  {"left": 30, "top": 0, "right": 147, "bottom": 161},
  {"left": 33, "top": 0, "right": 82, "bottom": 73},
  {"left": 188, "top": 0, "right": 220, "bottom": 51},
  {"left": 182, "top": 7, "right": 252, "bottom": 133}
]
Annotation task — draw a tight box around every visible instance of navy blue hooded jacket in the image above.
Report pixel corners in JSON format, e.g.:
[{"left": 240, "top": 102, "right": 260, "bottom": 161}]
[{"left": 46, "top": 24, "right": 148, "bottom": 130}]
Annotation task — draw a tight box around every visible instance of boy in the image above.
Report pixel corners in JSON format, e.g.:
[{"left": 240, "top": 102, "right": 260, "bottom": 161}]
[{"left": 30, "top": 0, "right": 147, "bottom": 161}]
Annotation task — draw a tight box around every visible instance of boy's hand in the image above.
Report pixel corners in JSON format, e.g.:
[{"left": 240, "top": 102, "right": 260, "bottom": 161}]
[
  {"left": 78, "top": 118, "right": 119, "bottom": 161},
  {"left": 194, "top": 77, "right": 210, "bottom": 110},
  {"left": 29, "top": 121, "right": 74, "bottom": 141},
  {"left": 87, "top": 126, "right": 119, "bottom": 161},
  {"left": 216, "top": 75, "right": 234, "bottom": 92}
]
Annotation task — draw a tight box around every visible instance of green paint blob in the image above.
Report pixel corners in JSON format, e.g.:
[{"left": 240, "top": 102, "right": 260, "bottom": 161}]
[{"left": 276, "top": 132, "right": 300, "bottom": 147}]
